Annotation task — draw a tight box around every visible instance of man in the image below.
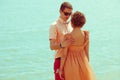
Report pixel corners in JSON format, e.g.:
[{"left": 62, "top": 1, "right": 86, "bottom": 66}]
[{"left": 49, "top": 2, "right": 73, "bottom": 80}]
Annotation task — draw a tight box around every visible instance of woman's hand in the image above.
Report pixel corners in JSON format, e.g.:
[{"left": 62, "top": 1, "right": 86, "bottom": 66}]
[{"left": 58, "top": 69, "right": 64, "bottom": 80}]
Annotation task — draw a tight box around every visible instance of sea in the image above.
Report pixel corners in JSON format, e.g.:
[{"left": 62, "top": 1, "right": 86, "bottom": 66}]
[{"left": 0, "top": 0, "right": 120, "bottom": 80}]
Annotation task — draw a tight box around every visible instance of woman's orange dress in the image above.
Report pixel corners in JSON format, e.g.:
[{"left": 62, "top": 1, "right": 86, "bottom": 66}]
[{"left": 61, "top": 31, "right": 96, "bottom": 80}]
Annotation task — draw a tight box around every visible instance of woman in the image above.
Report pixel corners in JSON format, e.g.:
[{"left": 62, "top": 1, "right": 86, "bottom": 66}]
[{"left": 59, "top": 11, "right": 96, "bottom": 80}]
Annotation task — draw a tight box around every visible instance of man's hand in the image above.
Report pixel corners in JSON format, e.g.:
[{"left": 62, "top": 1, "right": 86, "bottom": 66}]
[{"left": 61, "top": 37, "right": 74, "bottom": 48}]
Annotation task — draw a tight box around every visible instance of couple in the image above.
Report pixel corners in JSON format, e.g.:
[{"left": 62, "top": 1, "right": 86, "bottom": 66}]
[{"left": 49, "top": 2, "right": 96, "bottom": 80}]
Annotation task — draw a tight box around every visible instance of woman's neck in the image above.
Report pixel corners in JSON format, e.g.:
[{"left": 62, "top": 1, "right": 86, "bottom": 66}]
[{"left": 72, "top": 27, "right": 82, "bottom": 33}]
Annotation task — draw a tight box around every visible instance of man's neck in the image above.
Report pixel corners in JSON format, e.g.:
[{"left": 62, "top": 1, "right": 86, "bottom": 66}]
[
  {"left": 59, "top": 17, "right": 68, "bottom": 24},
  {"left": 60, "top": 16, "right": 67, "bottom": 22}
]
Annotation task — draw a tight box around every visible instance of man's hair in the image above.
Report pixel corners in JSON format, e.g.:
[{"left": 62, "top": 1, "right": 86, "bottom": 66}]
[
  {"left": 71, "top": 11, "right": 86, "bottom": 28},
  {"left": 60, "top": 2, "right": 73, "bottom": 11}
]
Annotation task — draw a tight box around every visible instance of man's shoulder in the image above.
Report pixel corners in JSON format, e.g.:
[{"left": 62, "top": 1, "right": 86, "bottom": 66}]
[
  {"left": 51, "top": 21, "right": 57, "bottom": 26},
  {"left": 49, "top": 20, "right": 59, "bottom": 32},
  {"left": 50, "top": 20, "right": 60, "bottom": 30},
  {"left": 51, "top": 19, "right": 59, "bottom": 26}
]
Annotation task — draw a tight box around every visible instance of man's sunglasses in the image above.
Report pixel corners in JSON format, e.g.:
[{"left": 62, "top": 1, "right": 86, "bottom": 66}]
[{"left": 63, "top": 12, "right": 72, "bottom": 16}]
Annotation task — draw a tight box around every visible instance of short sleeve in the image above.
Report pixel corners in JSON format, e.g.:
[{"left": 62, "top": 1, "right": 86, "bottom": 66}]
[
  {"left": 84, "top": 30, "right": 89, "bottom": 46},
  {"left": 49, "top": 24, "right": 57, "bottom": 40},
  {"left": 85, "top": 31, "right": 89, "bottom": 40}
]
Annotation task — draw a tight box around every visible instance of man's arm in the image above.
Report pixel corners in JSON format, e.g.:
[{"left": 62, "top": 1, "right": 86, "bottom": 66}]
[
  {"left": 49, "top": 39, "right": 61, "bottom": 50},
  {"left": 49, "top": 37, "right": 73, "bottom": 50}
]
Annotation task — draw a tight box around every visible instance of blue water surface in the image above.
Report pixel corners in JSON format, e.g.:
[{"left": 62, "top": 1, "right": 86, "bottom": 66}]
[{"left": 0, "top": 0, "right": 120, "bottom": 80}]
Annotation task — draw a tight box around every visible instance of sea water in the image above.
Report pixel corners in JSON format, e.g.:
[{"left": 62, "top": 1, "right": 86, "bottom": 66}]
[{"left": 0, "top": 0, "right": 120, "bottom": 80}]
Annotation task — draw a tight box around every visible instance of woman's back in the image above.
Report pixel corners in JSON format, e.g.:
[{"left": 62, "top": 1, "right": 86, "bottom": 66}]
[
  {"left": 70, "top": 29, "right": 85, "bottom": 46},
  {"left": 63, "top": 30, "right": 96, "bottom": 80}
]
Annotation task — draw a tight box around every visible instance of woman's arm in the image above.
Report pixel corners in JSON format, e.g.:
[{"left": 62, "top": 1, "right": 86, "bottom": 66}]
[
  {"left": 84, "top": 41, "right": 89, "bottom": 61},
  {"left": 59, "top": 48, "right": 68, "bottom": 80},
  {"left": 84, "top": 31, "right": 89, "bottom": 61}
]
